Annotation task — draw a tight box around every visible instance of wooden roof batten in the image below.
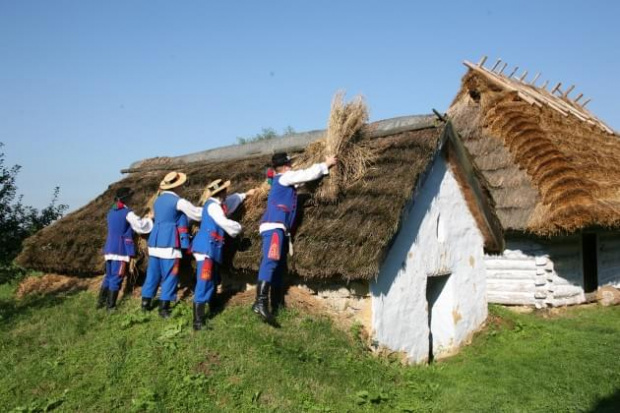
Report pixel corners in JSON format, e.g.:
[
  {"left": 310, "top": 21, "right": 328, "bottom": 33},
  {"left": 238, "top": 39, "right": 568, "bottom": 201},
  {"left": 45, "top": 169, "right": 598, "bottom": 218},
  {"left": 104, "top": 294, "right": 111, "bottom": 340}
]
[{"left": 466, "top": 56, "right": 615, "bottom": 135}]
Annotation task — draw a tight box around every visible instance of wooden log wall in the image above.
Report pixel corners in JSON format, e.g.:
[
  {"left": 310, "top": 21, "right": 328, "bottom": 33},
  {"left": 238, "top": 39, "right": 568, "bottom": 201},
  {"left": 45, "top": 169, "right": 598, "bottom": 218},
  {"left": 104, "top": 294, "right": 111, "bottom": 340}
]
[{"left": 598, "top": 232, "right": 620, "bottom": 288}]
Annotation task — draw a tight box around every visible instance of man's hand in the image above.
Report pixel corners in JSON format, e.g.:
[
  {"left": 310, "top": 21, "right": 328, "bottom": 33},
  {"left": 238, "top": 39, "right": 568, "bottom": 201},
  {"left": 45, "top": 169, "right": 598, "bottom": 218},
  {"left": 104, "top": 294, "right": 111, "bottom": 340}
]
[
  {"left": 144, "top": 211, "right": 155, "bottom": 220},
  {"left": 325, "top": 155, "right": 338, "bottom": 168}
]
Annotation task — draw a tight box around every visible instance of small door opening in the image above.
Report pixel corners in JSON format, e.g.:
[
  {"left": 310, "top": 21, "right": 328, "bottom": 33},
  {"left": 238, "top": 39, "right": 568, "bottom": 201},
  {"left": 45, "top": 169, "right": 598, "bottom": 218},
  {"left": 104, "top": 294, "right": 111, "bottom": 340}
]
[
  {"left": 583, "top": 233, "right": 598, "bottom": 293},
  {"left": 426, "top": 274, "right": 450, "bottom": 363}
]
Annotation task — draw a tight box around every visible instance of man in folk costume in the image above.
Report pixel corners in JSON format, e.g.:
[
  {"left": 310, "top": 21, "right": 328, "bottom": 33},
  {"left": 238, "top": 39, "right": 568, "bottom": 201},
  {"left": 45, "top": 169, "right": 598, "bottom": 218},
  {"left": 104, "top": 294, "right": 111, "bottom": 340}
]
[
  {"left": 191, "top": 179, "right": 256, "bottom": 331},
  {"left": 98, "top": 187, "right": 153, "bottom": 311},
  {"left": 142, "top": 171, "right": 203, "bottom": 318},
  {"left": 253, "top": 152, "right": 337, "bottom": 324}
]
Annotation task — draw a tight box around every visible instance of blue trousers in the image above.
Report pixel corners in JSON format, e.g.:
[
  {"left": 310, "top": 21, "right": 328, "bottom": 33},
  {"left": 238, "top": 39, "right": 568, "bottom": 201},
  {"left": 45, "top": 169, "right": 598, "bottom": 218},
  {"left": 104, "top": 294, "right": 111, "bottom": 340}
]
[
  {"left": 194, "top": 258, "right": 220, "bottom": 304},
  {"left": 142, "top": 256, "right": 179, "bottom": 301},
  {"left": 257, "top": 229, "right": 288, "bottom": 287},
  {"left": 101, "top": 260, "right": 127, "bottom": 292}
]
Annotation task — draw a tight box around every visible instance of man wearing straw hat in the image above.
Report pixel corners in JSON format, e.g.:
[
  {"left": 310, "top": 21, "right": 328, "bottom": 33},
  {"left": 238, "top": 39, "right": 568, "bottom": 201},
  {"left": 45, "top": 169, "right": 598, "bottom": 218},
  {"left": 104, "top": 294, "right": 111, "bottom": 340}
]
[
  {"left": 97, "top": 187, "right": 153, "bottom": 311},
  {"left": 253, "top": 152, "right": 337, "bottom": 324},
  {"left": 142, "top": 171, "right": 203, "bottom": 318},
  {"left": 191, "top": 179, "right": 256, "bottom": 331}
]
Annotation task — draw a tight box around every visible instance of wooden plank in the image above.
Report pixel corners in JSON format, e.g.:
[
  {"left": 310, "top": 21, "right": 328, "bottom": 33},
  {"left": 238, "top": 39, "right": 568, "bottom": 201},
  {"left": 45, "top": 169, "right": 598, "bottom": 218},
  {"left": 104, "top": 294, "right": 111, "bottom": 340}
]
[
  {"left": 486, "top": 259, "right": 537, "bottom": 270},
  {"left": 487, "top": 291, "right": 537, "bottom": 305},
  {"left": 487, "top": 279, "right": 538, "bottom": 292},
  {"left": 478, "top": 55, "right": 488, "bottom": 67},
  {"left": 487, "top": 270, "right": 537, "bottom": 280}
]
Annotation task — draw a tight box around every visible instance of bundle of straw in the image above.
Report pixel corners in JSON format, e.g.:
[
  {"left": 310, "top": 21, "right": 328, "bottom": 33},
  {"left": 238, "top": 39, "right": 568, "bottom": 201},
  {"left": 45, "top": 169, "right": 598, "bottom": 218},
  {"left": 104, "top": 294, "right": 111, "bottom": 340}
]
[
  {"left": 241, "top": 180, "right": 271, "bottom": 223},
  {"left": 314, "top": 91, "right": 371, "bottom": 203}
]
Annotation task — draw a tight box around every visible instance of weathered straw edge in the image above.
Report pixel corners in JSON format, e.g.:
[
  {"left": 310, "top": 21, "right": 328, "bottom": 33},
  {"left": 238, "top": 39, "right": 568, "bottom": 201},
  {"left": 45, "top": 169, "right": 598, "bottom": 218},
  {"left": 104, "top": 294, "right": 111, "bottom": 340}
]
[{"left": 121, "top": 114, "right": 438, "bottom": 174}]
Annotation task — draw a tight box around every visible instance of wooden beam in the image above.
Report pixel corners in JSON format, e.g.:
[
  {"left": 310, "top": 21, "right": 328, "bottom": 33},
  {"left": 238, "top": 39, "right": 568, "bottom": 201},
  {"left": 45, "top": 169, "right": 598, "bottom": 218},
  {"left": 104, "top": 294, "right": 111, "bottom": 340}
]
[
  {"left": 581, "top": 98, "right": 592, "bottom": 107},
  {"left": 551, "top": 82, "right": 562, "bottom": 95},
  {"left": 491, "top": 58, "right": 502, "bottom": 72},
  {"left": 530, "top": 72, "right": 541, "bottom": 85},
  {"left": 498, "top": 62, "right": 508, "bottom": 75},
  {"left": 563, "top": 85, "right": 575, "bottom": 98},
  {"left": 519, "top": 70, "right": 529, "bottom": 82},
  {"left": 508, "top": 66, "right": 519, "bottom": 78},
  {"left": 478, "top": 56, "right": 488, "bottom": 67},
  {"left": 574, "top": 93, "right": 584, "bottom": 103},
  {"left": 541, "top": 80, "right": 549, "bottom": 90}
]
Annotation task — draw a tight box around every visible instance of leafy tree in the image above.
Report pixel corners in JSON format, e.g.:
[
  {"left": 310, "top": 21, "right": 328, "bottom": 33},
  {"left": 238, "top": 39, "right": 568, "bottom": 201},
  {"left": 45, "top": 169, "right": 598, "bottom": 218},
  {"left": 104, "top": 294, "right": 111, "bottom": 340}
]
[
  {"left": 236, "top": 126, "right": 296, "bottom": 145},
  {"left": 0, "top": 142, "right": 68, "bottom": 282}
]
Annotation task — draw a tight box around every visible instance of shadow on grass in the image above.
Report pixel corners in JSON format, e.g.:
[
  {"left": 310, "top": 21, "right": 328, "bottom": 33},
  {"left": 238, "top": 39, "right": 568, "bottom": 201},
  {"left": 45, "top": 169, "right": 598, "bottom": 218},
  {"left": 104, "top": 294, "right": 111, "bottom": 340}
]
[
  {"left": 0, "top": 288, "right": 87, "bottom": 327},
  {"left": 590, "top": 389, "right": 620, "bottom": 413}
]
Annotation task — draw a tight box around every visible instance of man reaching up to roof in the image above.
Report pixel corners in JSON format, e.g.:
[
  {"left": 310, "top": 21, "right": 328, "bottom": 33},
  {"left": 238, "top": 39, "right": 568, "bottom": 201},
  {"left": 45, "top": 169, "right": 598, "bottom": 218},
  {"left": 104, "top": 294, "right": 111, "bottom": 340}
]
[
  {"left": 253, "top": 152, "right": 337, "bottom": 325},
  {"left": 98, "top": 187, "right": 153, "bottom": 311},
  {"left": 141, "top": 171, "right": 203, "bottom": 318},
  {"left": 191, "top": 179, "right": 257, "bottom": 331}
]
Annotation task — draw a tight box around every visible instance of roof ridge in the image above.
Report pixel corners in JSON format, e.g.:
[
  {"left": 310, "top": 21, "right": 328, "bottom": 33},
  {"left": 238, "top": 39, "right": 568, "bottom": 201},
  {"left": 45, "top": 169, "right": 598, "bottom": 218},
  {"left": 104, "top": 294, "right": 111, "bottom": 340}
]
[{"left": 122, "top": 114, "right": 438, "bottom": 174}]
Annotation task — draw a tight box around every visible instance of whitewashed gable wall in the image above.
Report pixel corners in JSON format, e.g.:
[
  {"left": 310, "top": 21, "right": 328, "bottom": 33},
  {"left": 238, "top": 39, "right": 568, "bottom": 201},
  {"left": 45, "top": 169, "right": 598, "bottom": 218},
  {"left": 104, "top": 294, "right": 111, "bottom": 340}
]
[{"left": 371, "top": 154, "right": 487, "bottom": 364}]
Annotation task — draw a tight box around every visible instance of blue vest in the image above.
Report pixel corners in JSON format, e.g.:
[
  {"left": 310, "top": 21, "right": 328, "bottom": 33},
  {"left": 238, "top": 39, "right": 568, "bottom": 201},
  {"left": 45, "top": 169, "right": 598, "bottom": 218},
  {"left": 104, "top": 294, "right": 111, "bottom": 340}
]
[
  {"left": 261, "top": 175, "right": 297, "bottom": 230},
  {"left": 103, "top": 207, "right": 136, "bottom": 257},
  {"left": 192, "top": 199, "right": 226, "bottom": 263},
  {"left": 148, "top": 192, "right": 189, "bottom": 249}
]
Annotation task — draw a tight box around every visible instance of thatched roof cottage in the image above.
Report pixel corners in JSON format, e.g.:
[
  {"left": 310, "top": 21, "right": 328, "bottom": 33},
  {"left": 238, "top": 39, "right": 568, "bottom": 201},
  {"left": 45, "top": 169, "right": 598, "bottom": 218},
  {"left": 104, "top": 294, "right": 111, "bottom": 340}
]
[
  {"left": 17, "top": 115, "right": 502, "bottom": 363},
  {"left": 448, "top": 58, "right": 620, "bottom": 307}
]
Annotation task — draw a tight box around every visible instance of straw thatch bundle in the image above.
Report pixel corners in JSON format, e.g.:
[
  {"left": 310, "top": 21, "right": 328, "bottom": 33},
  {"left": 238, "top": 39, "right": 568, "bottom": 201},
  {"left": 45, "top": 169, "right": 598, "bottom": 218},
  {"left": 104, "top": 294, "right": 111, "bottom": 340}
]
[
  {"left": 448, "top": 69, "right": 620, "bottom": 235},
  {"left": 315, "top": 92, "right": 371, "bottom": 203}
]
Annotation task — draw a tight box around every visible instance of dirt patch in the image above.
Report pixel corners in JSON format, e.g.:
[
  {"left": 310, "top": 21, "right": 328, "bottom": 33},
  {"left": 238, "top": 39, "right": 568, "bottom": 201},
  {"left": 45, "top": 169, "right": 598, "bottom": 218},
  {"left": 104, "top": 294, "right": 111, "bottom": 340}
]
[
  {"left": 227, "top": 286, "right": 356, "bottom": 330},
  {"left": 16, "top": 274, "right": 101, "bottom": 299},
  {"left": 486, "top": 313, "right": 516, "bottom": 330},
  {"left": 195, "top": 350, "right": 221, "bottom": 376}
]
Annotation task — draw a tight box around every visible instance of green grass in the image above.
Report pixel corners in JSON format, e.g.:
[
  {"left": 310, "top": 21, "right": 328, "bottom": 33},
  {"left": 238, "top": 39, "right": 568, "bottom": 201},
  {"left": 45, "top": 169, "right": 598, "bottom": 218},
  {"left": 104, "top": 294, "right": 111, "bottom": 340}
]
[{"left": 1, "top": 281, "right": 619, "bottom": 412}]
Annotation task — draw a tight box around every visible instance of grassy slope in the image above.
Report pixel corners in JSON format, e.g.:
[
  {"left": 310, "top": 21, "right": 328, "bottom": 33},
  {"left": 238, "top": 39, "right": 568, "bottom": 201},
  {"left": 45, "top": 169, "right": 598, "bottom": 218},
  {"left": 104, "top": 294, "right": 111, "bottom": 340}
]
[{"left": 1, "top": 282, "right": 619, "bottom": 412}]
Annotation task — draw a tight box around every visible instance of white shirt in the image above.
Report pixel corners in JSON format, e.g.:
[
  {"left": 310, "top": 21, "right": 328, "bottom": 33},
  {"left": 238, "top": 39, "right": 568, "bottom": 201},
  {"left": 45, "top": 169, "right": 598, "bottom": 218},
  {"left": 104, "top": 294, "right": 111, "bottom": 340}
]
[
  {"left": 259, "top": 162, "right": 329, "bottom": 234},
  {"left": 148, "top": 191, "right": 203, "bottom": 259},
  {"left": 104, "top": 211, "right": 154, "bottom": 262},
  {"left": 194, "top": 193, "right": 246, "bottom": 262}
]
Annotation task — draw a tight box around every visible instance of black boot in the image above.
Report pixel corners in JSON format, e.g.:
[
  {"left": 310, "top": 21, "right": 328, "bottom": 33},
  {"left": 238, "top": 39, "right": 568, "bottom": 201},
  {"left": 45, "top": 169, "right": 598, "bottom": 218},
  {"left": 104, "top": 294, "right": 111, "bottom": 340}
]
[
  {"left": 96, "top": 287, "right": 108, "bottom": 309},
  {"left": 193, "top": 303, "right": 207, "bottom": 331},
  {"left": 159, "top": 300, "right": 172, "bottom": 318},
  {"left": 253, "top": 281, "right": 276, "bottom": 325},
  {"left": 141, "top": 298, "right": 152, "bottom": 312},
  {"left": 271, "top": 284, "right": 286, "bottom": 315},
  {"left": 107, "top": 290, "right": 119, "bottom": 312},
  {"left": 251, "top": 285, "right": 260, "bottom": 314}
]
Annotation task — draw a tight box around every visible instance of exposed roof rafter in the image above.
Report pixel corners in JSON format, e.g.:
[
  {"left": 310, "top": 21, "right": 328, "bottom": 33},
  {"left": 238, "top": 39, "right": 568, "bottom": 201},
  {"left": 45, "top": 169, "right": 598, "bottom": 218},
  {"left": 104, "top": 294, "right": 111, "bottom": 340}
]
[{"left": 466, "top": 57, "right": 615, "bottom": 135}]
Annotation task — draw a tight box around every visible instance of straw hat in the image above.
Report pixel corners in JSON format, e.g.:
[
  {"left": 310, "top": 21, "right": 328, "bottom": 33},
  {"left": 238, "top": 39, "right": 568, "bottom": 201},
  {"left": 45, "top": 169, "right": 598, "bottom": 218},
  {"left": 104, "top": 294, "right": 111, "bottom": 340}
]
[
  {"left": 159, "top": 171, "right": 188, "bottom": 190},
  {"left": 205, "top": 179, "right": 231, "bottom": 198}
]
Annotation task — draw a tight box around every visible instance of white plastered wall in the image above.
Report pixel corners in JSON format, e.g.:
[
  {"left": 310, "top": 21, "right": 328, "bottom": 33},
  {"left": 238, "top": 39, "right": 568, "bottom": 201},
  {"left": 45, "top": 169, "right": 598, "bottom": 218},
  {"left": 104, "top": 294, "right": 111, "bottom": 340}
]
[{"left": 370, "top": 154, "right": 487, "bottom": 364}]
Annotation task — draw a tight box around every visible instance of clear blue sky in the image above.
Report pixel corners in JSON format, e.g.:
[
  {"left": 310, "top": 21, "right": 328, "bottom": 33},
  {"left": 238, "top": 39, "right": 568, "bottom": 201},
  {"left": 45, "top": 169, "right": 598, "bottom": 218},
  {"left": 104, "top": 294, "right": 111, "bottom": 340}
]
[{"left": 2, "top": 0, "right": 619, "bottom": 211}]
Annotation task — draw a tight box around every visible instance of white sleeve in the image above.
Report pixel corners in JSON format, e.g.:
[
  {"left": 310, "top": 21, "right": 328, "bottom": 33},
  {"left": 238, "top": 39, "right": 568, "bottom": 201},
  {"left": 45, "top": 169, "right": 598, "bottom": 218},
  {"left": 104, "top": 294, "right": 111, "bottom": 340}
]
[
  {"left": 176, "top": 198, "right": 203, "bottom": 221},
  {"left": 278, "top": 163, "right": 329, "bottom": 186},
  {"left": 224, "top": 193, "right": 246, "bottom": 216},
  {"left": 126, "top": 212, "right": 154, "bottom": 234},
  {"left": 207, "top": 202, "right": 242, "bottom": 237}
]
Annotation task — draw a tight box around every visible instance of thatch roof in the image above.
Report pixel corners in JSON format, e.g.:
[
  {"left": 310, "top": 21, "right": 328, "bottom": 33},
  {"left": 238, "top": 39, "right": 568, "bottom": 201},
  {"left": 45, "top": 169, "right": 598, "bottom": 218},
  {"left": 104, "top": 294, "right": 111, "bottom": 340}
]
[
  {"left": 448, "top": 60, "right": 620, "bottom": 236},
  {"left": 16, "top": 115, "right": 501, "bottom": 280}
]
